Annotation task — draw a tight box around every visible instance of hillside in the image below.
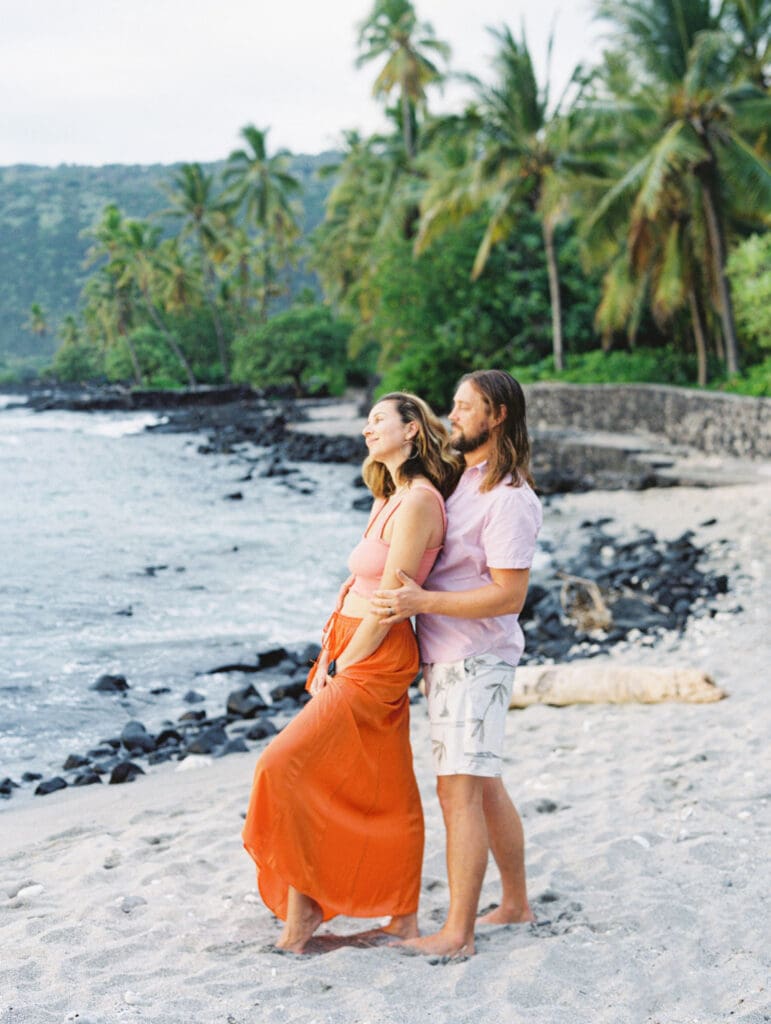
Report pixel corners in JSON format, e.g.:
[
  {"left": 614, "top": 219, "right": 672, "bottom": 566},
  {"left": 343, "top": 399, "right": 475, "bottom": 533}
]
[{"left": 0, "top": 154, "right": 337, "bottom": 365}]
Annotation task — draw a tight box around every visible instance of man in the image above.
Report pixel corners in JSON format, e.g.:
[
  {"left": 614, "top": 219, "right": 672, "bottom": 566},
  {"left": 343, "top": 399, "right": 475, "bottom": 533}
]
[{"left": 372, "top": 369, "right": 542, "bottom": 956}]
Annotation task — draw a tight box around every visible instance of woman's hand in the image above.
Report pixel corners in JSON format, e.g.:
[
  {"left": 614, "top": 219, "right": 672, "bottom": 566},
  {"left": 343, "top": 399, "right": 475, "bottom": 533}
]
[
  {"left": 371, "top": 570, "right": 427, "bottom": 623},
  {"left": 308, "top": 648, "right": 330, "bottom": 696}
]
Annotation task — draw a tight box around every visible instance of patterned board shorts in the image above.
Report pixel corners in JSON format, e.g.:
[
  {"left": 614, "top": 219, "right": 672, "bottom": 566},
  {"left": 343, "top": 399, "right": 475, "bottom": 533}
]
[{"left": 423, "top": 654, "right": 515, "bottom": 777}]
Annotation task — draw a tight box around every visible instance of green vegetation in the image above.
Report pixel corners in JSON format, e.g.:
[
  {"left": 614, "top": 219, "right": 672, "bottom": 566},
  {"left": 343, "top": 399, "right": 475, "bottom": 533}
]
[
  {"left": 232, "top": 303, "right": 357, "bottom": 395},
  {"left": 0, "top": 154, "right": 334, "bottom": 367},
  {"left": 2, "top": 0, "right": 769, "bottom": 398}
]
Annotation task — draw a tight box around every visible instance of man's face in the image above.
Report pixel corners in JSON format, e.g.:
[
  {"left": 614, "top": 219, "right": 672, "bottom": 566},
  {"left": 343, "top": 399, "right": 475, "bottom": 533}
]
[{"left": 448, "top": 381, "right": 495, "bottom": 454}]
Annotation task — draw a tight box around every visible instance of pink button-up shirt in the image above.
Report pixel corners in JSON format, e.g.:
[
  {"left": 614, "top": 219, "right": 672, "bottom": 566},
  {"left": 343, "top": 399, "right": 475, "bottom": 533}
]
[{"left": 416, "top": 463, "right": 542, "bottom": 665}]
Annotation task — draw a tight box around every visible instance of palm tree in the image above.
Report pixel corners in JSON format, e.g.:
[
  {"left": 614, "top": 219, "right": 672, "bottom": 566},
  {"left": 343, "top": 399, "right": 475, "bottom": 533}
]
[
  {"left": 119, "top": 220, "right": 198, "bottom": 386},
  {"left": 85, "top": 205, "right": 198, "bottom": 385},
  {"left": 223, "top": 125, "right": 302, "bottom": 322},
  {"left": 722, "top": 0, "right": 771, "bottom": 86},
  {"left": 584, "top": 2, "right": 771, "bottom": 376},
  {"left": 24, "top": 302, "right": 49, "bottom": 340},
  {"left": 596, "top": 0, "right": 719, "bottom": 81},
  {"left": 356, "top": 0, "right": 450, "bottom": 159},
  {"left": 416, "top": 26, "right": 576, "bottom": 371},
  {"left": 311, "top": 126, "right": 419, "bottom": 355},
  {"left": 161, "top": 163, "right": 232, "bottom": 377},
  {"left": 83, "top": 205, "right": 144, "bottom": 383}
]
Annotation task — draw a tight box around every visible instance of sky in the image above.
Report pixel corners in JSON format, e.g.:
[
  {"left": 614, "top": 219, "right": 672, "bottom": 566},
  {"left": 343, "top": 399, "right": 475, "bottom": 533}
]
[{"left": 0, "top": 0, "right": 601, "bottom": 167}]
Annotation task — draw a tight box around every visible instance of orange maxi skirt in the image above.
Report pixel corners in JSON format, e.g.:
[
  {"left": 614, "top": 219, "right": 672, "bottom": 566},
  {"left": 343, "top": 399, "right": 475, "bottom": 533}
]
[{"left": 242, "top": 612, "right": 424, "bottom": 922}]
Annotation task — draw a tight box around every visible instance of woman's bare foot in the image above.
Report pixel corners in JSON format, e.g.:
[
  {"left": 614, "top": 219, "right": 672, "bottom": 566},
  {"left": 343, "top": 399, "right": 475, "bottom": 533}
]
[
  {"left": 276, "top": 891, "right": 323, "bottom": 953},
  {"left": 400, "top": 928, "right": 474, "bottom": 957},
  {"left": 380, "top": 912, "right": 419, "bottom": 939},
  {"left": 476, "top": 902, "right": 535, "bottom": 926}
]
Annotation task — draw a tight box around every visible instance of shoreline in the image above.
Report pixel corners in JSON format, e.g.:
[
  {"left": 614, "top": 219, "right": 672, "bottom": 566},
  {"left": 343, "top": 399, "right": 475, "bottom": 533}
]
[
  {"left": 1, "top": 478, "right": 770, "bottom": 1022},
  {"left": 0, "top": 477, "right": 746, "bottom": 806}
]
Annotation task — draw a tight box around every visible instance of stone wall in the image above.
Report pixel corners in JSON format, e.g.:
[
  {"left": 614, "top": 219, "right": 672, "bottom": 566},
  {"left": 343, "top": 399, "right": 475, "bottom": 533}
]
[{"left": 524, "top": 383, "right": 771, "bottom": 459}]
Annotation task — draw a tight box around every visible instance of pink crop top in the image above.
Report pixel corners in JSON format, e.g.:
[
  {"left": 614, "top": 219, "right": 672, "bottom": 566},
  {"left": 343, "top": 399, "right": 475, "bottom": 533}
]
[{"left": 346, "top": 484, "right": 447, "bottom": 599}]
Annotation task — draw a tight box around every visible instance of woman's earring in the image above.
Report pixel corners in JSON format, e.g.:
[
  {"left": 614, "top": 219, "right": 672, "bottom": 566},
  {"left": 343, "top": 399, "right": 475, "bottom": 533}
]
[{"left": 402, "top": 438, "right": 419, "bottom": 460}]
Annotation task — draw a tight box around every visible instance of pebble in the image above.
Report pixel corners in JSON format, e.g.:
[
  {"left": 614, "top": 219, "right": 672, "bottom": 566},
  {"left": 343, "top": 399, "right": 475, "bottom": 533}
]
[{"left": 13, "top": 883, "right": 45, "bottom": 900}]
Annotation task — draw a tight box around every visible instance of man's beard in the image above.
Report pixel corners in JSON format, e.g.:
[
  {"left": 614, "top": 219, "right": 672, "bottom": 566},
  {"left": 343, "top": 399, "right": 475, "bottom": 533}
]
[{"left": 452, "top": 426, "right": 490, "bottom": 454}]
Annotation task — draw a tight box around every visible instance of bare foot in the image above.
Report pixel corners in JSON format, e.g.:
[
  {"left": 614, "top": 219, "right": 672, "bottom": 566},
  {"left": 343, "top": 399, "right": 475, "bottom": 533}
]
[
  {"left": 380, "top": 912, "right": 419, "bottom": 939},
  {"left": 400, "top": 929, "right": 474, "bottom": 957},
  {"left": 276, "top": 895, "right": 323, "bottom": 953},
  {"left": 476, "top": 902, "right": 535, "bottom": 926}
]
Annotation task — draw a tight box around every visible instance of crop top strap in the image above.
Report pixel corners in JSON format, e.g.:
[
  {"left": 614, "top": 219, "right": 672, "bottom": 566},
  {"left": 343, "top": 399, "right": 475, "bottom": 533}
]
[
  {"left": 377, "top": 496, "right": 403, "bottom": 537},
  {"left": 377, "top": 483, "right": 446, "bottom": 540},
  {"left": 408, "top": 483, "right": 447, "bottom": 531},
  {"left": 362, "top": 497, "right": 387, "bottom": 539}
]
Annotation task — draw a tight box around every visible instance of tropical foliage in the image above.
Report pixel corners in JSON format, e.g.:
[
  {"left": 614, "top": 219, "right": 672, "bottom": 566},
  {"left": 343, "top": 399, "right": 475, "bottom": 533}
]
[{"left": 13, "top": 0, "right": 770, "bottom": 397}]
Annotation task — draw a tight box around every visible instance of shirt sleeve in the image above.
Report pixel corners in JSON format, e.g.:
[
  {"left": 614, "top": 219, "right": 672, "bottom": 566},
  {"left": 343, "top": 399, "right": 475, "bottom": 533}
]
[{"left": 482, "top": 485, "right": 542, "bottom": 570}]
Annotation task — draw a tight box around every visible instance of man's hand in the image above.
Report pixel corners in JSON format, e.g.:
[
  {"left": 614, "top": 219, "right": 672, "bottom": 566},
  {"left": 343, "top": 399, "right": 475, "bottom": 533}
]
[{"left": 371, "top": 570, "right": 427, "bottom": 623}]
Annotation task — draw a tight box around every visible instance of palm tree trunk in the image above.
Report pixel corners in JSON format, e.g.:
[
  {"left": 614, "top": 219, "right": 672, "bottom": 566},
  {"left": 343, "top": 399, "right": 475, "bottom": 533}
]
[
  {"left": 542, "top": 217, "right": 564, "bottom": 372},
  {"left": 121, "top": 330, "right": 145, "bottom": 385},
  {"left": 699, "top": 179, "right": 740, "bottom": 376},
  {"left": 202, "top": 262, "right": 230, "bottom": 381},
  {"left": 401, "top": 89, "right": 415, "bottom": 159},
  {"left": 688, "top": 285, "right": 708, "bottom": 388},
  {"left": 143, "top": 297, "right": 197, "bottom": 387}
]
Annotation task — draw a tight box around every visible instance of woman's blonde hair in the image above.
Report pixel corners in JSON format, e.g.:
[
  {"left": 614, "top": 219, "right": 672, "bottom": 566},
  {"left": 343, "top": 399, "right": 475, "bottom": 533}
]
[{"left": 362, "top": 392, "right": 461, "bottom": 499}]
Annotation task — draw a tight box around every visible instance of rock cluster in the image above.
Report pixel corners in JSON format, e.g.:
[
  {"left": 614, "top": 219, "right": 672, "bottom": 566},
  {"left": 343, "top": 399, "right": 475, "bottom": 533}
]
[
  {"left": 520, "top": 519, "right": 732, "bottom": 663},
  {"left": 2, "top": 642, "right": 320, "bottom": 800},
  {"left": 2, "top": 517, "right": 735, "bottom": 802}
]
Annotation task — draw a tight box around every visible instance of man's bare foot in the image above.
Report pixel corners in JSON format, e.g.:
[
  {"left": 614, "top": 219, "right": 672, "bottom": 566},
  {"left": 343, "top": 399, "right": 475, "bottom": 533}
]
[
  {"left": 276, "top": 897, "right": 323, "bottom": 953},
  {"left": 380, "top": 912, "right": 419, "bottom": 939},
  {"left": 476, "top": 902, "right": 535, "bottom": 926},
  {"left": 400, "top": 928, "right": 474, "bottom": 957}
]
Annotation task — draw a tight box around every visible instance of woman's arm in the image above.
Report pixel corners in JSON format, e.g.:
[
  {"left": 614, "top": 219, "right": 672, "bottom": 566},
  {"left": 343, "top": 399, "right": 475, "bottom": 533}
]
[
  {"left": 328, "top": 490, "right": 444, "bottom": 677},
  {"left": 371, "top": 566, "right": 531, "bottom": 623}
]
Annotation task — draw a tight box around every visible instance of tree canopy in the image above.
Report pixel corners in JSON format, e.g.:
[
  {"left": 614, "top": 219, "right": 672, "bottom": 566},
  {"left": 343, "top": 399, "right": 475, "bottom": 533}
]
[{"left": 13, "top": 0, "right": 770, "bottom": 397}]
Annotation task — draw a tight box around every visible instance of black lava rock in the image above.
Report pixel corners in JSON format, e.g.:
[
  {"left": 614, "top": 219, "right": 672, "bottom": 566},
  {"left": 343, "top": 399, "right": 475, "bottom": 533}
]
[
  {"left": 92, "top": 674, "right": 130, "bottom": 693},
  {"left": 226, "top": 685, "right": 269, "bottom": 719},
  {"left": 109, "top": 761, "right": 145, "bottom": 784},
  {"left": 120, "top": 720, "right": 156, "bottom": 754},
  {"left": 62, "top": 753, "right": 91, "bottom": 771},
  {"left": 178, "top": 709, "right": 207, "bottom": 722},
  {"left": 257, "top": 646, "right": 289, "bottom": 669},
  {"left": 245, "top": 720, "right": 279, "bottom": 741},
  {"left": 217, "top": 737, "right": 249, "bottom": 756},
  {"left": 286, "top": 641, "right": 323, "bottom": 667},
  {"left": 269, "top": 680, "right": 307, "bottom": 703},
  {"left": 186, "top": 725, "right": 228, "bottom": 755},
  {"left": 155, "top": 728, "right": 183, "bottom": 748},
  {"left": 72, "top": 771, "right": 103, "bottom": 787},
  {"left": 35, "top": 777, "right": 68, "bottom": 796}
]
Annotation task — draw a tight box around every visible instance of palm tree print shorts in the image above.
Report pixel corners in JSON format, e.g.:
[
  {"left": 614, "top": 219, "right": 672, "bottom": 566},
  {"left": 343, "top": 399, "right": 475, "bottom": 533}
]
[{"left": 423, "top": 654, "right": 515, "bottom": 776}]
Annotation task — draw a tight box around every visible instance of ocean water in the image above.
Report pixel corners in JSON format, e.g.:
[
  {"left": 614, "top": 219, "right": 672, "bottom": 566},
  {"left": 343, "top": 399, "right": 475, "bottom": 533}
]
[{"left": 0, "top": 398, "right": 365, "bottom": 780}]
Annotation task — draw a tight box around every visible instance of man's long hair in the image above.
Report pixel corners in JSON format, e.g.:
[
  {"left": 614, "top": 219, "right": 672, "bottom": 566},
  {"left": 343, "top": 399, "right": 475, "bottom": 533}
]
[{"left": 459, "top": 370, "right": 534, "bottom": 491}]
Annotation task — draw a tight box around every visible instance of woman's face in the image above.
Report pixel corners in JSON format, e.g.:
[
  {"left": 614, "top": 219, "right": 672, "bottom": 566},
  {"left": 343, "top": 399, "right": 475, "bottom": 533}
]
[{"left": 362, "top": 400, "right": 415, "bottom": 463}]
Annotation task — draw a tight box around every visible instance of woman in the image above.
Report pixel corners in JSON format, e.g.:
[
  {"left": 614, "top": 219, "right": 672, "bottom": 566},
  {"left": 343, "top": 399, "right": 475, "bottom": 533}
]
[{"left": 243, "top": 392, "right": 460, "bottom": 952}]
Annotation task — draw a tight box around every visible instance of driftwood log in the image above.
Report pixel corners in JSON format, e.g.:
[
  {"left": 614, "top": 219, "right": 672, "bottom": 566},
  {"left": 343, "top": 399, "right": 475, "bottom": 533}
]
[{"left": 509, "top": 664, "right": 726, "bottom": 707}]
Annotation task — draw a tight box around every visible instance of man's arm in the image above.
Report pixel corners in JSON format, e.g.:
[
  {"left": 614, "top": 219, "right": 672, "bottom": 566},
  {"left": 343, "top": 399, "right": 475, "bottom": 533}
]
[{"left": 371, "top": 566, "right": 530, "bottom": 624}]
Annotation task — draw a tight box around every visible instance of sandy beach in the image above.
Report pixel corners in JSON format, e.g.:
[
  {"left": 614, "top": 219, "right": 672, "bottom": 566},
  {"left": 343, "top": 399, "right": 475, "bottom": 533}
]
[{"left": 2, "top": 470, "right": 769, "bottom": 1024}]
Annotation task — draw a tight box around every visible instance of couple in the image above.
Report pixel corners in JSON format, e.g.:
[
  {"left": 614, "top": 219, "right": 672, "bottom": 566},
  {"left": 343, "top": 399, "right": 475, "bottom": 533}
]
[{"left": 242, "top": 369, "right": 542, "bottom": 956}]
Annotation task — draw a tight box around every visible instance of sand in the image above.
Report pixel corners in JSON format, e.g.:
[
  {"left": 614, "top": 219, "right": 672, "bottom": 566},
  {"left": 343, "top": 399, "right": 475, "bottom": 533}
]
[{"left": 1, "top": 475, "right": 769, "bottom": 1024}]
